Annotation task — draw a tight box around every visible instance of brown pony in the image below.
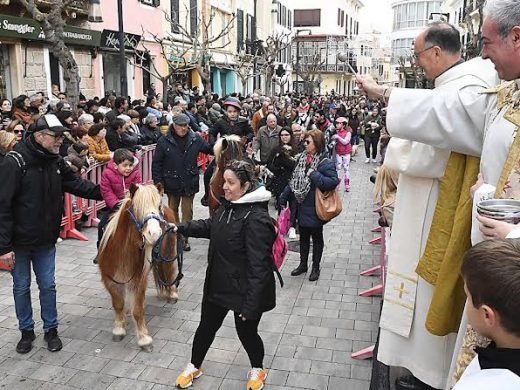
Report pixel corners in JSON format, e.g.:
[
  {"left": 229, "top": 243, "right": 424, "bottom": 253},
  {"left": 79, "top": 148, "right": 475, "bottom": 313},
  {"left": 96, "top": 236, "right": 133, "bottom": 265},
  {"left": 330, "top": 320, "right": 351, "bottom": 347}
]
[
  {"left": 98, "top": 183, "right": 179, "bottom": 352},
  {"left": 208, "top": 135, "right": 245, "bottom": 215}
]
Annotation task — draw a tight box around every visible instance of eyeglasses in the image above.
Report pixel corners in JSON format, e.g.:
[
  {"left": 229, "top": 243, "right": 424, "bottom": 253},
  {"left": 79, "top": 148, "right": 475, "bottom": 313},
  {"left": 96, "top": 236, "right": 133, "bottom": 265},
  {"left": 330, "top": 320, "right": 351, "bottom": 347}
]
[
  {"left": 412, "top": 46, "right": 435, "bottom": 61},
  {"left": 41, "top": 131, "right": 65, "bottom": 140},
  {"left": 304, "top": 140, "right": 312, "bottom": 145},
  {"left": 13, "top": 129, "right": 23, "bottom": 134}
]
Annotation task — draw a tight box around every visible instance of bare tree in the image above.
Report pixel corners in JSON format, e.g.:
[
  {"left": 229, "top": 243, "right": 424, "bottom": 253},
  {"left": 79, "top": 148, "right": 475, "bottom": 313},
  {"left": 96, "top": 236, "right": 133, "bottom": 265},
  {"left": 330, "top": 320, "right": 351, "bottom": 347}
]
[
  {"left": 217, "top": 52, "right": 263, "bottom": 95},
  {"left": 130, "top": 27, "right": 195, "bottom": 105},
  {"left": 295, "top": 51, "right": 325, "bottom": 95},
  {"left": 257, "top": 32, "right": 291, "bottom": 96},
  {"left": 19, "top": 0, "right": 81, "bottom": 107},
  {"left": 461, "top": 0, "right": 485, "bottom": 60}
]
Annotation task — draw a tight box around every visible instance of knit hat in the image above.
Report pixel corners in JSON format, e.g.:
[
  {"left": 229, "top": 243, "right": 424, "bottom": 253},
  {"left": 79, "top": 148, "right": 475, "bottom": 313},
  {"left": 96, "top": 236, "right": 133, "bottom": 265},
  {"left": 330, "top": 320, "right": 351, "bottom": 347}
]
[{"left": 0, "top": 130, "right": 17, "bottom": 151}]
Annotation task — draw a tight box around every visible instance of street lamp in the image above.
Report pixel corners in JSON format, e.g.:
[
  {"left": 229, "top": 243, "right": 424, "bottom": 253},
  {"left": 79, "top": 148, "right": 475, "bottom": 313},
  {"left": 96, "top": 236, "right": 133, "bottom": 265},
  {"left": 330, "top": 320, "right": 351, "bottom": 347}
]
[
  {"left": 88, "top": 0, "right": 103, "bottom": 23},
  {"left": 117, "top": 0, "right": 128, "bottom": 98},
  {"left": 428, "top": 12, "right": 450, "bottom": 22},
  {"left": 295, "top": 29, "right": 312, "bottom": 92}
]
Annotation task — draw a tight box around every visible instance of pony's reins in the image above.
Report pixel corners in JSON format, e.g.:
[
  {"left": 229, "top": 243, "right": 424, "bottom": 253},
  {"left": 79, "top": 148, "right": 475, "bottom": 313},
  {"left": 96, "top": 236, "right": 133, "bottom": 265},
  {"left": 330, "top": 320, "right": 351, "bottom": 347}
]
[{"left": 105, "top": 207, "right": 184, "bottom": 287}]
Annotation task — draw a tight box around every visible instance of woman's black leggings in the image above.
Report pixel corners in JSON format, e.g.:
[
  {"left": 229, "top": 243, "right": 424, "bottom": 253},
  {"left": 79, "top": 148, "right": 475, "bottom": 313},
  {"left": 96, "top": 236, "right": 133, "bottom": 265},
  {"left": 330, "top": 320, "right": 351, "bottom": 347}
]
[
  {"left": 364, "top": 135, "right": 379, "bottom": 159},
  {"left": 191, "top": 300, "right": 264, "bottom": 368},
  {"left": 299, "top": 226, "right": 324, "bottom": 266}
]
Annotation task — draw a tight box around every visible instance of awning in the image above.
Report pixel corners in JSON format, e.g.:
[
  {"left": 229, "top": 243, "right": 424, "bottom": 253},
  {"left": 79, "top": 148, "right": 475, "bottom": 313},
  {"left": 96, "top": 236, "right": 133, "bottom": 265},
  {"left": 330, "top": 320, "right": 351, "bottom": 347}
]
[{"left": 0, "top": 14, "right": 101, "bottom": 47}]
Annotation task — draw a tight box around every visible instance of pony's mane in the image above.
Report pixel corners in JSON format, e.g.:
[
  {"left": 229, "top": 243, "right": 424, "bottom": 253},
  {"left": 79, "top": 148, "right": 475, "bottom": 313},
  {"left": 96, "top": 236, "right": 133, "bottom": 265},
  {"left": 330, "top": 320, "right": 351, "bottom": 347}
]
[
  {"left": 211, "top": 135, "right": 243, "bottom": 183},
  {"left": 99, "top": 198, "right": 132, "bottom": 250},
  {"left": 213, "top": 134, "right": 242, "bottom": 165},
  {"left": 99, "top": 185, "right": 162, "bottom": 250}
]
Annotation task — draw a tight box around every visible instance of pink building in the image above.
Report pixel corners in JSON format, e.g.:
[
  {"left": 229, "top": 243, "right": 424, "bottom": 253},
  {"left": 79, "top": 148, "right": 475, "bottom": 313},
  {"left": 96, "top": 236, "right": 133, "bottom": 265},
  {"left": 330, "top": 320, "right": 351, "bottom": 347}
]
[{"left": 90, "top": 1, "right": 167, "bottom": 100}]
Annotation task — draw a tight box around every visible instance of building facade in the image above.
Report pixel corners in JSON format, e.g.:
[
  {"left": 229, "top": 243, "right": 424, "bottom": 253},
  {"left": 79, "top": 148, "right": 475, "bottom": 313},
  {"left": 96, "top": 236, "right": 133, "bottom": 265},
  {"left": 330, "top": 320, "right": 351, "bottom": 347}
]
[
  {"left": 390, "top": 0, "right": 443, "bottom": 87},
  {"left": 292, "top": 0, "right": 364, "bottom": 95},
  {"left": 0, "top": 2, "right": 101, "bottom": 100}
]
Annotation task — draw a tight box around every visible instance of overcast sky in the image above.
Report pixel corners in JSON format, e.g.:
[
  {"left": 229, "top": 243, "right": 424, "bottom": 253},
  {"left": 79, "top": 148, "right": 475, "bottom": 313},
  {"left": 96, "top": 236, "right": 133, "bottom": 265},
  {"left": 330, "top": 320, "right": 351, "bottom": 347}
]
[{"left": 359, "top": 0, "right": 393, "bottom": 35}]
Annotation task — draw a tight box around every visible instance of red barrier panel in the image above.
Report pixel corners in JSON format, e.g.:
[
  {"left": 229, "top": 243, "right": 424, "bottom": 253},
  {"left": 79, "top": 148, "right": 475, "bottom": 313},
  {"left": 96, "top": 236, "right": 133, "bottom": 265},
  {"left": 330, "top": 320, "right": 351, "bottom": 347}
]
[{"left": 60, "top": 145, "right": 156, "bottom": 241}]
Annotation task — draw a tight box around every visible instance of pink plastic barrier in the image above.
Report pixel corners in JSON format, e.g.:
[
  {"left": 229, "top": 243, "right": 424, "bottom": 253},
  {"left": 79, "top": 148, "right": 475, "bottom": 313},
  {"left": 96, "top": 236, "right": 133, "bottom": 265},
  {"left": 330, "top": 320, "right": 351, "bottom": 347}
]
[{"left": 60, "top": 145, "right": 156, "bottom": 241}]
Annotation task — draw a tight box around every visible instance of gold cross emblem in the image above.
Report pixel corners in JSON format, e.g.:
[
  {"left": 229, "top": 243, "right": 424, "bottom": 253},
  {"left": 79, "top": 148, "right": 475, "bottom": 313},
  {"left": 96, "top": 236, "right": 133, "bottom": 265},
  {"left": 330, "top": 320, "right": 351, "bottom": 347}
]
[{"left": 394, "top": 282, "right": 409, "bottom": 299}]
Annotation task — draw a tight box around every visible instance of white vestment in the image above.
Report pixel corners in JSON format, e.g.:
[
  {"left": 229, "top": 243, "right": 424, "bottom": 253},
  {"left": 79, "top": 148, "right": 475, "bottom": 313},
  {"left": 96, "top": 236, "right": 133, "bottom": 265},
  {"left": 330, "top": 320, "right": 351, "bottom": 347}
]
[{"left": 377, "top": 58, "right": 499, "bottom": 389}]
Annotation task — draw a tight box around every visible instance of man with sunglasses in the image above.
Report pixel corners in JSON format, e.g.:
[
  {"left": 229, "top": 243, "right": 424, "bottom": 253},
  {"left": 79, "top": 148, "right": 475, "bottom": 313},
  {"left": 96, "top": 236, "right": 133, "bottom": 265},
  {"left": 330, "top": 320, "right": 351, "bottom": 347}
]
[
  {"left": 357, "top": 22, "right": 498, "bottom": 390},
  {"left": 0, "top": 114, "right": 102, "bottom": 355}
]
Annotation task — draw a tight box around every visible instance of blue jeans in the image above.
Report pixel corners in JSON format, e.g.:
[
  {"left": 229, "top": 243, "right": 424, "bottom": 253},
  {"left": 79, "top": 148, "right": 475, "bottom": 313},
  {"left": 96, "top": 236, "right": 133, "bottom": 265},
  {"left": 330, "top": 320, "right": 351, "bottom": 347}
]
[{"left": 11, "top": 245, "right": 58, "bottom": 331}]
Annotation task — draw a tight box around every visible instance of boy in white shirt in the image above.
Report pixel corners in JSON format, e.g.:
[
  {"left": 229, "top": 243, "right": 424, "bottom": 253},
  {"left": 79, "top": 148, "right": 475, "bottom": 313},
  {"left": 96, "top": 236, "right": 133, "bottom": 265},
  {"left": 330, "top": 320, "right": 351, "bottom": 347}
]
[{"left": 454, "top": 239, "right": 520, "bottom": 389}]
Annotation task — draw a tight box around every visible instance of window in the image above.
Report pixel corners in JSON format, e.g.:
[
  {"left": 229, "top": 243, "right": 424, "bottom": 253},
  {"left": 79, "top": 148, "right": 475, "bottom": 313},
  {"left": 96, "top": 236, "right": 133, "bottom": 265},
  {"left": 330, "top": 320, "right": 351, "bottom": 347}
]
[
  {"left": 140, "top": 0, "right": 160, "bottom": 6},
  {"left": 288, "top": 11, "right": 292, "bottom": 28},
  {"left": 345, "top": 13, "right": 348, "bottom": 35},
  {"left": 190, "top": 0, "right": 198, "bottom": 36},
  {"left": 338, "top": 9, "right": 341, "bottom": 26},
  {"left": 171, "top": 0, "right": 180, "bottom": 33},
  {"left": 294, "top": 9, "right": 321, "bottom": 27},
  {"left": 237, "top": 9, "right": 244, "bottom": 52},
  {"left": 341, "top": 11, "right": 345, "bottom": 27}
]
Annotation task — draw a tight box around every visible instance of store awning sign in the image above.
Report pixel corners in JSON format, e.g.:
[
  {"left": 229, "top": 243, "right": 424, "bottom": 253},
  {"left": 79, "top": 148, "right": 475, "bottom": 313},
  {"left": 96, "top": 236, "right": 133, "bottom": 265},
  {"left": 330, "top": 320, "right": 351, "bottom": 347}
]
[
  {"left": 100, "top": 29, "right": 141, "bottom": 51},
  {"left": 0, "top": 14, "right": 101, "bottom": 47}
]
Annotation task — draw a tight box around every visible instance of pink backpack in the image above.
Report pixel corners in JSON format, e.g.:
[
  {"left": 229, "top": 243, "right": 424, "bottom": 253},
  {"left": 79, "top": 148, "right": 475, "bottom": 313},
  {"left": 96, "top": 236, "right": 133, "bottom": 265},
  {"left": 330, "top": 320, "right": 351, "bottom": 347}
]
[
  {"left": 272, "top": 218, "right": 287, "bottom": 287},
  {"left": 277, "top": 207, "right": 291, "bottom": 236}
]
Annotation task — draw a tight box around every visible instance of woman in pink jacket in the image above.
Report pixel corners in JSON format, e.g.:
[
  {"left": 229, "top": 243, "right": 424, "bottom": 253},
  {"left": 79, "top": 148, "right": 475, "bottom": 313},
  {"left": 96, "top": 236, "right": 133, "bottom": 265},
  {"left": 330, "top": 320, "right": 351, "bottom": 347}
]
[{"left": 94, "top": 148, "right": 142, "bottom": 262}]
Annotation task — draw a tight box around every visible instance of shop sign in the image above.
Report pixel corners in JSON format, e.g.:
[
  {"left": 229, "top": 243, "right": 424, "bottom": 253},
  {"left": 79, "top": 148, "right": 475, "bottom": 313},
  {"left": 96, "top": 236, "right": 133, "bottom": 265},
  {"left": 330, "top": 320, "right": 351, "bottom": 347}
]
[
  {"left": 0, "top": 14, "right": 101, "bottom": 47},
  {"left": 100, "top": 29, "right": 141, "bottom": 51}
]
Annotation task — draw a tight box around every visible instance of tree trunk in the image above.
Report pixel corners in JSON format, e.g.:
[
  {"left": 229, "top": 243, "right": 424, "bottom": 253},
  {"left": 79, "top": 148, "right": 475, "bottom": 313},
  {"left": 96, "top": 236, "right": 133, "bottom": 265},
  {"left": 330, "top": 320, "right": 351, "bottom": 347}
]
[
  {"left": 45, "top": 10, "right": 81, "bottom": 108},
  {"left": 161, "top": 77, "right": 169, "bottom": 106}
]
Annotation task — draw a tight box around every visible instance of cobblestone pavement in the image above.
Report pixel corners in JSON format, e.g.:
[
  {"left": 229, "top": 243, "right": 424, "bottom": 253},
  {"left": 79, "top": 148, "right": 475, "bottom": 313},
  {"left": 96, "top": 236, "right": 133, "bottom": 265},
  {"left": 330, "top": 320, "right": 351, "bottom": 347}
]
[{"left": 0, "top": 156, "right": 382, "bottom": 390}]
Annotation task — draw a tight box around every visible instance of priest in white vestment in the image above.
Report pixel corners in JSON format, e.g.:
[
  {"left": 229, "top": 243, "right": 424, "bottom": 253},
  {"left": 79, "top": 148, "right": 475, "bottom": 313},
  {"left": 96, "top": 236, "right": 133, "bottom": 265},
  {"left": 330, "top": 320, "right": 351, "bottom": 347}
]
[
  {"left": 359, "top": 23, "right": 498, "bottom": 390},
  {"left": 359, "top": 3, "right": 520, "bottom": 388}
]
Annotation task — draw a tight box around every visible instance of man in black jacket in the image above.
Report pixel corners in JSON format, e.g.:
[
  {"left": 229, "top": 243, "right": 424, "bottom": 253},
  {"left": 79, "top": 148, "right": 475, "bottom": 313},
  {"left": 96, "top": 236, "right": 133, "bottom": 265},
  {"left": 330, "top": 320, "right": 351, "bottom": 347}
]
[
  {"left": 0, "top": 114, "right": 102, "bottom": 354},
  {"left": 152, "top": 114, "right": 211, "bottom": 251}
]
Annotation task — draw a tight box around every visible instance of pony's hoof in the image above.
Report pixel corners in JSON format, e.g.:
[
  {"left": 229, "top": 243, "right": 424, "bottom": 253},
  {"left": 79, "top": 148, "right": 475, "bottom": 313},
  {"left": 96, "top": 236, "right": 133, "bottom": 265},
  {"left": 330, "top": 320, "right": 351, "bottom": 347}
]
[
  {"left": 168, "top": 293, "right": 178, "bottom": 304},
  {"left": 112, "top": 327, "right": 126, "bottom": 342},
  {"left": 140, "top": 343, "right": 154, "bottom": 353},
  {"left": 138, "top": 335, "right": 153, "bottom": 352},
  {"left": 112, "top": 333, "right": 126, "bottom": 342}
]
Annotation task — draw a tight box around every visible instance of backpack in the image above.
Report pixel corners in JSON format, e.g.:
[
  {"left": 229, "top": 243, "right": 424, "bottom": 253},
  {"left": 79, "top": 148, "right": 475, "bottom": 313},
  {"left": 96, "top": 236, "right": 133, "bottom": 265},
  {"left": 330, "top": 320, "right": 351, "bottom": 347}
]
[
  {"left": 244, "top": 209, "right": 286, "bottom": 288},
  {"left": 6, "top": 150, "right": 27, "bottom": 176},
  {"left": 271, "top": 217, "right": 287, "bottom": 288}
]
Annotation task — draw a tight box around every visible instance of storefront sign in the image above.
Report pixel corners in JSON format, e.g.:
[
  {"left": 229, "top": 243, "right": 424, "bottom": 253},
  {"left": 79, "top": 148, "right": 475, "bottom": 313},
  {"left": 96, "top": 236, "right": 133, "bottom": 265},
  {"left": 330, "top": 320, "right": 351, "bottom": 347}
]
[
  {"left": 0, "top": 14, "right": 101, "bottom": 47},
  {"left": 100, "top": 29, "right": 141, "bottom": 51}
]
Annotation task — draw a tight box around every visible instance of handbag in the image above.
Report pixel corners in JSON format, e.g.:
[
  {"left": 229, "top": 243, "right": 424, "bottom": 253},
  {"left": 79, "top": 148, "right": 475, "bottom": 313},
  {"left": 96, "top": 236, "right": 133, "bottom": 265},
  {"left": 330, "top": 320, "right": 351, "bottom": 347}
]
[{"left": 315, "top": 187, "right": 342, "bottom": 221}]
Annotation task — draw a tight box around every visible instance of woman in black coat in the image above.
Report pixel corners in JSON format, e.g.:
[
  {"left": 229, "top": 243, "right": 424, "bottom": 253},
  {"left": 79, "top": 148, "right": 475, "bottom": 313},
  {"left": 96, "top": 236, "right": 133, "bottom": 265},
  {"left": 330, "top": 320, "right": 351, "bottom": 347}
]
[
  {"left": 266, "top": 126, "right": 296, "bottom": 207},
  {"left": 174, "top": 160, "right": 275, "bottom": 390},
  {"left": 280, "top": 129, "right": 339, "bottom": 281}
]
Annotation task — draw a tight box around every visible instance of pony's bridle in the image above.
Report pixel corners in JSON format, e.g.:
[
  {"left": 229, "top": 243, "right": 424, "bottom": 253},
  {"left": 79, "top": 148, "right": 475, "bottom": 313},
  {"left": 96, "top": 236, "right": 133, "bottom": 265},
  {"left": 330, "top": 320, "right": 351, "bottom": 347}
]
[{"left": 127, "top": 207, "right": 184, "bottom": 288}]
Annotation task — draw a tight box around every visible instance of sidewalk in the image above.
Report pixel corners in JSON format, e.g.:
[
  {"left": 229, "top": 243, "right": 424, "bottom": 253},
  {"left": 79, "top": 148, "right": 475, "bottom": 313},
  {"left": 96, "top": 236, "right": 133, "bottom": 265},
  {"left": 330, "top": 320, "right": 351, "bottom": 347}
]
[{"left": 0, "top": 157, "right": 382, "bottom": 390}]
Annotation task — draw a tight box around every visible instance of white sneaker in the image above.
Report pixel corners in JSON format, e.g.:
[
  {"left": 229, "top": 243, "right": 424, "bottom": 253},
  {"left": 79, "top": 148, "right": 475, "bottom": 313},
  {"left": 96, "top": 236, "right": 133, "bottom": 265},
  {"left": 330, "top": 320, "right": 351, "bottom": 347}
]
[
  {"left": 364, "top": 158, "right": 370, "bottom": 163},
  {"left": 371, "top": 158, "right": 377, "bottom": 163},
  {"left": 288, "top": 227, "right": 297, "bottom": 239}
]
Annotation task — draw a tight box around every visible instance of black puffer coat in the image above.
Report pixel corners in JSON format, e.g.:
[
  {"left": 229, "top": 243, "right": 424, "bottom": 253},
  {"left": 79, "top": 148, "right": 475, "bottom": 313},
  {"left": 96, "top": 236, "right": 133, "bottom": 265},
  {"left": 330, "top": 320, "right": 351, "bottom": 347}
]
[
  {"left": 209, "top": 116, "right": 253, "bottom": 146},
  {"left": 177, "top": 186, "right": 276, "bottom": 320},
  {"left": 152, "top": 129, "right": 211, "bottom": 196}
]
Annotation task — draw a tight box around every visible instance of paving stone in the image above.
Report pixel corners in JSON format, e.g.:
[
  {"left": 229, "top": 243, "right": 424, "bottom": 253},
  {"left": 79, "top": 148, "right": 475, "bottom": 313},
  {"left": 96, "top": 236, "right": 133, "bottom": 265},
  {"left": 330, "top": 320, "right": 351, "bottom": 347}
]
[
  {"left": 294, "top": 346, "right": 333, "bottom": 362},
  {"left": 328, "top": 376, "right": 371, "bottom": 390},
  {"left": 65, "top": 353, "right": 111, "bottom": 373},
  {"left": 101, "top": 360, "right": 146, "bottom": 379},
  {"left": 28, "top": 364, "right": 78, "bottom": 384},
  {"left": 271, "top": 356, "right": 311, "bottom": 373},
  {"left": 107, "top": 378, "right": 155, "bottom": 390},
  {"left": 286, "top": 371, "right": 329, "bottom": 390},
  {"left": 66, "top": 370, "right": 116, "bottom": 390}
]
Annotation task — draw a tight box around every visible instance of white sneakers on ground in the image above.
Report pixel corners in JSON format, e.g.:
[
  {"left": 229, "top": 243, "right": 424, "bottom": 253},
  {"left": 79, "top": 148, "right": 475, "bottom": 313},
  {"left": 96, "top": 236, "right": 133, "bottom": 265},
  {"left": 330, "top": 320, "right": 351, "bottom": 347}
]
[
  {"left": 288, "top": 227, "right": 297, "bottom": 239},
  {"left": 364, "top": 158, "right": 370, "bottom": 163}
]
